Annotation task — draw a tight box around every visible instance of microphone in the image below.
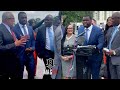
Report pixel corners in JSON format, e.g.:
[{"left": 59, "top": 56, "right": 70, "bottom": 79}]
[
  {"left": 77, "top": 31, "right": 85, "bottom": 38},
  {"left": 76, "top": 31, "right": 85, "bottom": 46}
]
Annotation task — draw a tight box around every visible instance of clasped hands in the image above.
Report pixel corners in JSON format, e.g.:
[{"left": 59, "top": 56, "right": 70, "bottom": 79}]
[{"left": 61, "top": 55, "right": 73, "bottom": 61}]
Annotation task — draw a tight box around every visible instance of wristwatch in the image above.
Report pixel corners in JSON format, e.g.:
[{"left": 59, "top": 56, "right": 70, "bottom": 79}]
[{"left": 113, "top": 50, "right": 116, "bottom": 55}]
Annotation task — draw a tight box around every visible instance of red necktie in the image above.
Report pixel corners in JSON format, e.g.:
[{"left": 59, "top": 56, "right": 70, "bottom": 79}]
[{"left": 10, "top": 29, "right": 16, "bottom": 41}]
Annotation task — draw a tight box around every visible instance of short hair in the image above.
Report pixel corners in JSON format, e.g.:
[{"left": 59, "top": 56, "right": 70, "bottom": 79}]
[
  {"left": 45, "top": 14, "right": 53, "bottom": 20},
  {"left": 18, "top": 12, "right": 26, "bottom": 19},
  {"left": 83, "top": 16, "right": 92, "bottom": 20},
  {"left": 2, "top": 12, "right": 14, "bottom": 22},
  {"left": 107, "top": 17, "right": 112, "bottom": 22}
]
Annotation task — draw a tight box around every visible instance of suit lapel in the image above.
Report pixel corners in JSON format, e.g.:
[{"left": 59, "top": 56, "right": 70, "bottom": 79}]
[
  {"left": 112, "top": 27, "right": 120, "bottom": 43},
  {"left": 43, "top": 26, "right": 46, "bottom": 45},
  {"left": 17, "top": 23, "right": 24, "bottom": 36},
  {"left": 79, "top": 27, "right": 84, "bottom": 35},
  {"left": 1, "top": 23, "right": 14, "bottom": 41}
]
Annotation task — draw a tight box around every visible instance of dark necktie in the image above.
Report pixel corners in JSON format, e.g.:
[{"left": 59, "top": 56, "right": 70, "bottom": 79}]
[{"left": 22, "top": 25, "right": 27, "bottom": 35}]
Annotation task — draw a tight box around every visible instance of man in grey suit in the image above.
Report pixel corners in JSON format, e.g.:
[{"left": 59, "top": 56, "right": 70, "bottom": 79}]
[
  {"left": 105, "top": 12, "right": 120, "bottom": 79},
  {"left": 51, "top": 15, "right": 64, "bottom": 79},
  {"left": 51, "top": 23, "right": 63, "bottom": 79},
  {"left": 0, "top": 12, "right": 27, "bottom": 79}
]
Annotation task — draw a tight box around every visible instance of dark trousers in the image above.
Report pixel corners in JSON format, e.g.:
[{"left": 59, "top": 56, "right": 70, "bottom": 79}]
[
  {"left": 18, "top": 54, "right": 35, "bottom": 79},
  {"left": 87, "top": 60, "right": 102, "bottom": 79},
  {"left": 43, "top": 49, "right": 54, "bottom": 79},
  {"left": 76, "top": 56, "right": 88, "bottom": 79},
  {"left": 0, "top": 57, "right": 21, "bottom": 79},
  {"left": 106, "top": 56, "right": 111, "bottom": 79},
  {"left": 76, "top": 55, "right": 102, "bottom": 79}
]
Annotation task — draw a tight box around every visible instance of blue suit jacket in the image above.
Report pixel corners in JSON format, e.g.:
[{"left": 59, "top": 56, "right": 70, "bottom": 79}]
[
  {"left": 78, "top": 25, "right": 104, "bottom": 61},
  {"left": 13, "top": 23, "right": 35, "bottom": 60}
]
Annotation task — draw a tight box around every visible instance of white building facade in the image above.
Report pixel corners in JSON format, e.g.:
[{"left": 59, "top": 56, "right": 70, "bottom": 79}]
[{"left": 93, "top": 11, "right": 120, "bottom": 25}]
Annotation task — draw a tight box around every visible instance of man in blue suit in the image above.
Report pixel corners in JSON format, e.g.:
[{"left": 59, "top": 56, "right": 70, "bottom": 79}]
[
  {"left": 77, "top": 16, "right": 104, "bottom": 79},
  {"left": 14, "top": 12, "right": 35, "bottom": 79}
]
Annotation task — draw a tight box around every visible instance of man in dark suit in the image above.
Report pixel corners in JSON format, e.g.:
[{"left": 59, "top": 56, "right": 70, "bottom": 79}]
[
  {"left": 105, "top": 12, "right": 120, "bottom": 79},
  {"left": 77, "top": 16, "right": 104, "bottom": 79},
  {"left": 0, "top": 12, "right": 27, "bottom": 79},
  {"left": 36, "top": 14, "right": 58, "bottom": 79},
  {"left": 14, "top": 12, "right": 35, "bottom": 79}
]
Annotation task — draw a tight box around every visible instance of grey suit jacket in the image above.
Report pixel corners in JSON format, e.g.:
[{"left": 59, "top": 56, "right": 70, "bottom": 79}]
[
  {"left": 106, "top": 27, "right": 120, "bottom": 65},
  {"left": 51, "top": 24, "right": 62, "bottom": 79}
]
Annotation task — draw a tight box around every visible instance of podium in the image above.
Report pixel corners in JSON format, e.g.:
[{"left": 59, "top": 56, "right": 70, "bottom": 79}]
[{"left": 75, "top": 45, "right": 96, "bottom": 79}]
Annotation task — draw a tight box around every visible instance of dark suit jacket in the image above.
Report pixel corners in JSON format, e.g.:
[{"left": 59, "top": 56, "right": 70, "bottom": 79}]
[
  {"left": 78, "top": 25, "right": 104, "bottom": 61},
  {"left": 0, "top": 23, "right": 20, "bottom": 75},
  {"left": 35, "top": 24, "right": 57, "bottom": 58},
  {"left": 13, "top": 23, "right": 35, "bottom": 61}
]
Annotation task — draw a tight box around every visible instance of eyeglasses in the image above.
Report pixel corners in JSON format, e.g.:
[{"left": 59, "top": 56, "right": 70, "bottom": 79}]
[
  {"left": 8, "top": 18, "right": 15, "bottom": 20},
  {"left": 67, "top": 28, "right": 73, "bottom": 29}
]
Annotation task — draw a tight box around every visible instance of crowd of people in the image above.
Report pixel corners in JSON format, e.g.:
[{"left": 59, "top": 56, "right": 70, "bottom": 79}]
[{"left": 0, "top": 11, "right": 120, "bottom": 79}]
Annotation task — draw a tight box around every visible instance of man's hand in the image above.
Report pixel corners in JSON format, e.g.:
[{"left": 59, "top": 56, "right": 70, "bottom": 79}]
[
  {"left": 14, "top": 37, "right": 27, "bottom": 47},
  {"left": 25, "top": 47, "right": 33, "bottom": 52}
]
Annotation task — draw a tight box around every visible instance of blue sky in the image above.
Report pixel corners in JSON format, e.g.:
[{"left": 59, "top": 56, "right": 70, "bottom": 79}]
[{"left": 0, "top": 11, "right": 59, "bottom": 23}]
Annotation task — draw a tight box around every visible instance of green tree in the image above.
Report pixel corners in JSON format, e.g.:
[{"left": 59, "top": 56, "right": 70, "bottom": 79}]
[{"left": 60, "top": 11, "right": 94, "bottom": 26}]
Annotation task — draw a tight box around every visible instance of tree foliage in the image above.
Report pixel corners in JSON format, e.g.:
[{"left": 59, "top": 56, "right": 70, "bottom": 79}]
[{"left": 60, "top": 11, "right": 94, "bottom": 26}]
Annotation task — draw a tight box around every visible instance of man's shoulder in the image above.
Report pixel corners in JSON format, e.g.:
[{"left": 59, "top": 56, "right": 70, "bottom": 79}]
[
  {"left": 92, "top": 25, "right": 102, "bottom": 33},
  {"left": 14, "top": 23, "right": 19, "bottom": 29},
  {"left": 0, "top": 23, "right": 5, "bottom": 31}
]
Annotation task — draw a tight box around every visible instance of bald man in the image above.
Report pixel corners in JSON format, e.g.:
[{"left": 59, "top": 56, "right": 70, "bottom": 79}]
[
  {"left": 105, "top": 12, "right": 120, "bottom": 79},
  {"left": 0, "top": 12, "right": 27, "bottom": 79},
  {"left": 36, "top": 15, "right": 59, "bottom": 79}
]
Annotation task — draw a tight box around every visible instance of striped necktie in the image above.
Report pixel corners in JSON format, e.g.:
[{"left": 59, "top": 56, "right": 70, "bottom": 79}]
[{"left": 22, "top": 25, "right": 27, "bottom": 35}]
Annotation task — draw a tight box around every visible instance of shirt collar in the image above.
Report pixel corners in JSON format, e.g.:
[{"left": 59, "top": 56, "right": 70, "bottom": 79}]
[
  {"left": 85, "top": 25, "right": 93, "bottom": 31},
  {"left": 2, "top": 22, "right": 11, "bottom": 31},
  {"left": 47, "top": 25, "right": 53, "bottom": 30},
  {"left": 18, "top": 23, "right": 27, "bottom": 27}
]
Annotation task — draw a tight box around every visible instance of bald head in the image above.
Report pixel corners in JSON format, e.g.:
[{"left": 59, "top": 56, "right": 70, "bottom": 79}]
[
  {"left": 44, "top": 14, "right": 53, "bottom": 27},
  {"left": 2, "top": 12, "right": 15, "bottom": 28},
  {"left": 112, "top": 12, "right": 120, "bottom": 18},
  {"left": 112, "top": 12, "right": 120, "bottom": 26},
  {"left": 45, "top": 14, "right": 53, "bottom": 20}
]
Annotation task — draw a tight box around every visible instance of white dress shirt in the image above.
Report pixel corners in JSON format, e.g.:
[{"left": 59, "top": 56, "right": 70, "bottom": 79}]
[
  {"left": 18, "top": 23, "right": 29, "bottom": 35},
  {"left": 46, "top": 25, "right": 54, "bottom": 50},
  {"left": 85, "top": 25, "right": 93, "bottom": 41}
]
